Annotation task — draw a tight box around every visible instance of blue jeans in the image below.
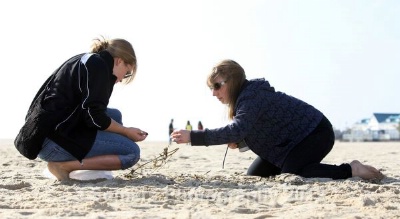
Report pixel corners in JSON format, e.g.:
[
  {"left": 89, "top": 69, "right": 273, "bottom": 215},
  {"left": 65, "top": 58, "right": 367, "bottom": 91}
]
[{"left": 38, "top": 108, "right": 140, "bottom": 169}]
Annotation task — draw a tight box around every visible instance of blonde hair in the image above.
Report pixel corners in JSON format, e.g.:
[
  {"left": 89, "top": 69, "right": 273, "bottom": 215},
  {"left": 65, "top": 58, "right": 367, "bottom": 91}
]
[
  {"left": 90, "top": 36, "right": 137, "bottom": 84},
  {"left": 207, "top": 59, "right": 246, "bottom": 119}
]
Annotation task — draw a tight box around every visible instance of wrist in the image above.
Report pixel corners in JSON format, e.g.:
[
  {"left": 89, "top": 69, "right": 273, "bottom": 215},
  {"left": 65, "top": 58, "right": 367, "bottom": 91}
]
[{"left": 122, "top": 126, "right": 129, "bottom": 137}]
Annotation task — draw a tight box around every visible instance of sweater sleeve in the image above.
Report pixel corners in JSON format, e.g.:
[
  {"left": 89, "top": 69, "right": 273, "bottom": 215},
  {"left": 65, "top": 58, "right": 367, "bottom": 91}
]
[
  {"left": 190, "top": 84, "right": 264, "bottom": 146},
  {"left": 190, "top": 130, "right": 207, "bottom": 145}
]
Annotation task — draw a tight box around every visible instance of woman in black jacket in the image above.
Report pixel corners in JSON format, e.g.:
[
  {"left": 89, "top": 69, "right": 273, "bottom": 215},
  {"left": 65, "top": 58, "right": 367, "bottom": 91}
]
[
  {"left": 19, "top": 37, "right": 147, "bottom": 180},
  {"left": 171, "top": 59, "right": 383, "bottom": 181}
]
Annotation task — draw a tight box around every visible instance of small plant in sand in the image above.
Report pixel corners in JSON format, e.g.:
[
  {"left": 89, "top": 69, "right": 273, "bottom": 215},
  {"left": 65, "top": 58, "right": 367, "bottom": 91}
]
[{"left": 124, "top": 145, "right": 179, "bottom": 179}]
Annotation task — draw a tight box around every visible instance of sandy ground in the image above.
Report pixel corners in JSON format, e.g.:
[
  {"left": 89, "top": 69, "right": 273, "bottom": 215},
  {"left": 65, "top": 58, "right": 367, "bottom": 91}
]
[{"left": 1, "top": 139, "right": 399, "bottom": 219}]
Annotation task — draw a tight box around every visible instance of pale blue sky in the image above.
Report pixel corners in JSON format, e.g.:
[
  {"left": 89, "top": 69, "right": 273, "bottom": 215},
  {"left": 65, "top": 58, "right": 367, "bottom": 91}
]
[{"left": 0, "top": 0, "right": 399, "bottom": 142}]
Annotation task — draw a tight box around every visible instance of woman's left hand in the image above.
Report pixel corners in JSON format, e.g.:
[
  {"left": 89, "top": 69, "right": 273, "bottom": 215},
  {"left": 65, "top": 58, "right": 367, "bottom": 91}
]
[{"left": 125, "top": 127, "right": 148, "bottom": 142}]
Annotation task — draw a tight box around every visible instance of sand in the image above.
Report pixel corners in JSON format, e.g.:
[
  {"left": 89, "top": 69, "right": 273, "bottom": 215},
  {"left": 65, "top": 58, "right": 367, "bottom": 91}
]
[{"left": 0, "top": 139, "right": 399, "bottom": 219}]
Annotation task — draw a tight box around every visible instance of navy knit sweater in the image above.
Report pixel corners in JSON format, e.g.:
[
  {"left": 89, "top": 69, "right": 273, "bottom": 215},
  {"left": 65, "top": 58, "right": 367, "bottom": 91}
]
[{"left": 190, "top": 78, "right": 324, "bottom": 168}]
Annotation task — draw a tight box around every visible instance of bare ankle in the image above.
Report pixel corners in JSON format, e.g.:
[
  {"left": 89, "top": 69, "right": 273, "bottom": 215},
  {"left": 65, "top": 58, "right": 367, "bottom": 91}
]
[{"left": 47, "top": 162, "right": 71, "bottom": 181}]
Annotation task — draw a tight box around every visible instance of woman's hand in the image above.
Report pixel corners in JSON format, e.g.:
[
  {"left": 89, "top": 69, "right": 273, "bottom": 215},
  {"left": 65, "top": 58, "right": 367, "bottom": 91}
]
[
  {"left": 124, "top": 127, "right": 148, "bottom": 142},
  {"left": 106, "top": 119, "right": 148, "bottom": 142},
  {"left": 171, "top": 129, "right": 190, "bottom": 144},
  {"left": 228, "top": 143, "right": 238, "bottom": 149}
]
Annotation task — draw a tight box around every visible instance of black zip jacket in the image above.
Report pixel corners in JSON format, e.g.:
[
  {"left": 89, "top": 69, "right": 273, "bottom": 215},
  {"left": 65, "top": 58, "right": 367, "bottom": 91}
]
[{"left": 39, "top": 51, "right": 117, "bottom": 161}]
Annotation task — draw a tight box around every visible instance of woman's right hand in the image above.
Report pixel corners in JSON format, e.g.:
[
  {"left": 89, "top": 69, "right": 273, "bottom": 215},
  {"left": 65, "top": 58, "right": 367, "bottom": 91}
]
[{"left": 170, "top": 129, "right": 190, "bottom": 144}]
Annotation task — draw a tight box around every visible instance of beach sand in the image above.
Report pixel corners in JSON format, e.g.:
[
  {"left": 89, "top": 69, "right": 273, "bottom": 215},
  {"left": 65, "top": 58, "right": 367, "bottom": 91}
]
[{"left": 1, "top": 139, "right": 399, "bottom": 219}]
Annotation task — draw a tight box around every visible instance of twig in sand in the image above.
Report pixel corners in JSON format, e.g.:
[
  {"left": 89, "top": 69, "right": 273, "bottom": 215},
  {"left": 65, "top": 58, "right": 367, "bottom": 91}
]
[{"left": 124, "top": 145, "right": 179, "bottom": 179}]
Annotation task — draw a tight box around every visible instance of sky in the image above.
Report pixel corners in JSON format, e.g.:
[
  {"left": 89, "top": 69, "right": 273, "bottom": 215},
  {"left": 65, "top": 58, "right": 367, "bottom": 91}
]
[{"left": 0, "top": 0, "right": 399, "bottom": 142}]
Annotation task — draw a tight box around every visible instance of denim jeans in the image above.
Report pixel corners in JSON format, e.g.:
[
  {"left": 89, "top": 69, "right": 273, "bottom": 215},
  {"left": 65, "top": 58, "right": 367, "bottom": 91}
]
[{"left": 38, "top": 108, "right": 140, "bottom": 169}]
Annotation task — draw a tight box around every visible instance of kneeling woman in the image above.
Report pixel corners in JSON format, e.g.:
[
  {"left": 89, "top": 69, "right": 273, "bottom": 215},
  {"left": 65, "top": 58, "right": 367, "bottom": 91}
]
[{"left": 171, "top": 59, "right": 383, "bottom": 181}]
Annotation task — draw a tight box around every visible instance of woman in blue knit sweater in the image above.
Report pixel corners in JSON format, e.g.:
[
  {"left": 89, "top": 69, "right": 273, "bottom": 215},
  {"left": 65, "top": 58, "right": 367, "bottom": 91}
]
[{"left": 171, "top": 59, "right": 383, "bottom": 181}]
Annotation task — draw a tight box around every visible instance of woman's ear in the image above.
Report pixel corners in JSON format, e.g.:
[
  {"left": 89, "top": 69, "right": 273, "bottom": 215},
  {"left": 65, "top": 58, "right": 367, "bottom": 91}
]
[{"left": 114, "top": 58, "right": 122, "bottom": 66}]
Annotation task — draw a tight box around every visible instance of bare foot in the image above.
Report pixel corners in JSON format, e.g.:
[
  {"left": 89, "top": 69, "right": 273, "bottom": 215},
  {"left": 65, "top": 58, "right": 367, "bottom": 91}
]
[
  {"left": 350, "top": 160, "right": 384, "bottom": 181},
  {"left": 47, "top": 162, "right": 70, "bottom": 181}
]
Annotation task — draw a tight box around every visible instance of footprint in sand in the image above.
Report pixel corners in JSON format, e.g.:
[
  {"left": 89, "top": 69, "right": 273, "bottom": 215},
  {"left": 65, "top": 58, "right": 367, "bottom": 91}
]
[{"left": 0, "top": 181, "right": 31, "bottom": 190}]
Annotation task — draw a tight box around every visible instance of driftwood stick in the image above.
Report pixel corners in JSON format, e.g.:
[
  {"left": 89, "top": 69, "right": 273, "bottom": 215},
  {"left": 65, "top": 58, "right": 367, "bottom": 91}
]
[{"left": 124, "top": 145, "right": 179, "bottom": 178}]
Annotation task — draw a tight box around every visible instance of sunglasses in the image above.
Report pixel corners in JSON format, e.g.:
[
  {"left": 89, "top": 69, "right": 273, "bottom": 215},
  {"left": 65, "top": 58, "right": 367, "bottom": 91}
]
[
  {"left": 124, "top": 72, "right": 133, "bottom": 79},
  {"left": 209, "top": 81, "right": 227, "bottom": 91},
  {"left": 123, "top": 61, "right": 134, "bottom": 79}
]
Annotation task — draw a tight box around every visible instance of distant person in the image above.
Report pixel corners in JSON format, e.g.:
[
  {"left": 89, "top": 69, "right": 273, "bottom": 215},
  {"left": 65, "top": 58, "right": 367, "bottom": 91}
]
[
  {"left": 169, "top": 119, "right": 174, "bottom": 144},
  {"left": 171, "top": 59, "right": 384, "bottom": 181},
  {"left": 186, "top": 121, "right": 193, "bottom": 131},
  {"left": 185, "top": 121, "right": 193, "bottom": 145},
  {"left": 15, "top": 36, "right": 148, "bottom": 181},
  {"left": 198, "top": 121, "right": 204, "bottom": 130}
]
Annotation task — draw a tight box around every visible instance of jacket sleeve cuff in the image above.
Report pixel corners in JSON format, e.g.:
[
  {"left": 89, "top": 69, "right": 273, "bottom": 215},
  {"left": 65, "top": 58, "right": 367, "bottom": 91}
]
[{"left": 99, "top": 117, "right": 112, "bottom": 130}]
